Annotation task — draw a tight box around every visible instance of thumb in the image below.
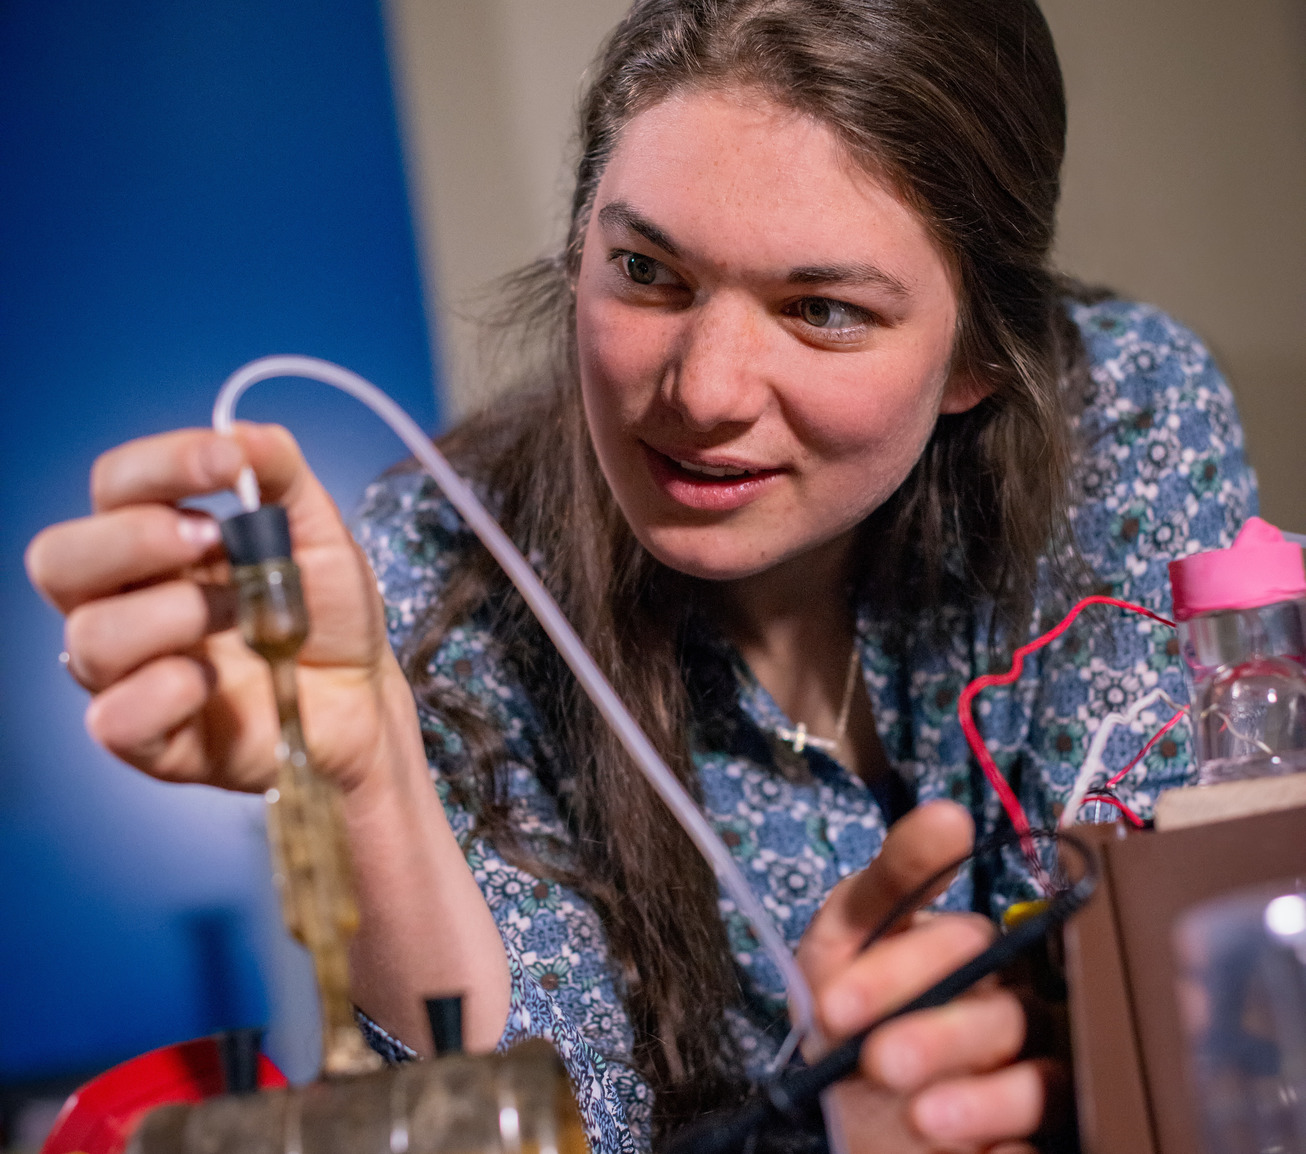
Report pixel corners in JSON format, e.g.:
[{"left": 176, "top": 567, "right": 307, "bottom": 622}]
[
  {"left": 226, "top": 422, "right": 355, "bottom": 556},
  {"left": 799, "top": 800, "right": 974, "bottom": 989}
]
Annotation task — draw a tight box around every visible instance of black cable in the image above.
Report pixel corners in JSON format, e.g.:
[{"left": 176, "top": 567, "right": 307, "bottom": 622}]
[{"left": 666, "top": 829, "right": 1098, "bottom": 1154}]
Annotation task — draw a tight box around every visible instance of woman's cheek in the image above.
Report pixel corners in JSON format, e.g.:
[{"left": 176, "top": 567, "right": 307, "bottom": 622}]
[
  {"left": 789, "top": 389, "right": 917, "bottom": 466},
  {"left": 581, "top": 343, "right": 650, "bottom": 427},
  {"left": 796, "top": 356, "right": 951, "bottom": 463}
]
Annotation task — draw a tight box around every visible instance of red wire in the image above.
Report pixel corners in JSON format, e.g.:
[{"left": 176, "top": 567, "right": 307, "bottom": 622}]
[
  {"left": 1104, "top": 707, "right": 1186, "bottom": 789},
  {"left": 957, "top": 595, "right": 1175, "bottom": 842},
  {"left": 1080, "top": 793, "right": 1146, "bottom": 828}
]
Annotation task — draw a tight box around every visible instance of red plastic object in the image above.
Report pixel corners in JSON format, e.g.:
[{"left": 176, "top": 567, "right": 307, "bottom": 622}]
[{"left": 40, "top": 1037, "right": 287, "bottom": 1154}]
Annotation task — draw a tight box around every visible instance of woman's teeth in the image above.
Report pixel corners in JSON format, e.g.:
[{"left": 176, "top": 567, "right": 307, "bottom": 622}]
[{"left": 674, "top": 458, "right": 757, "bottom": 478}]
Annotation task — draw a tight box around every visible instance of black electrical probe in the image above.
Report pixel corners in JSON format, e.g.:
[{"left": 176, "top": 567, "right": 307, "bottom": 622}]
[{"left": 666, "top": 830, "right": 1098, "bottom": 1154}]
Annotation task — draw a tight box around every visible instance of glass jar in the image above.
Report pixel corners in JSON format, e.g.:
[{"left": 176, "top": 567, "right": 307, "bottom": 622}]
[
  {"left": 1178, "top": 597, "right": 1306, "bottom": 784},
  {"left": 1170, "top": 518, "right": 1306, "bottom": 786}
]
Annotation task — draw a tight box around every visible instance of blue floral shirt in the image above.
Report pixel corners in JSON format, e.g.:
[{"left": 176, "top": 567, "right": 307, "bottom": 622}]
[{"left": 352, "top": 300, "right": 1256, "bottom": 1153}]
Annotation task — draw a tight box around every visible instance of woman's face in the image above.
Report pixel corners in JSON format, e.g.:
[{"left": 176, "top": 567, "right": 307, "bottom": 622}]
[{"left": 575, "top": 87, "right": 983, "bottom": 583}]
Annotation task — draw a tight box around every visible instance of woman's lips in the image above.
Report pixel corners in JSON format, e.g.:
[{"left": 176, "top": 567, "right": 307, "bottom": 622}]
[{"left": 641, "top": 443, "right": 784, "bottom": 512}]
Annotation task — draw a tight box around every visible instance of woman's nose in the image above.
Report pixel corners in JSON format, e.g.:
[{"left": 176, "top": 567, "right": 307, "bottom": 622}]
[{"left": 662, "top": 295, "right": 769, "bottom": 431}]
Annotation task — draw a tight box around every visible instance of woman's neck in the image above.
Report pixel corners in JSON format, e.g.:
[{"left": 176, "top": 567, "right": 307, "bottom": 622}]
[
  {"left": 720, "top": 534, "right": 855, "bottom": 665},
  {"left": 716, "top": 533, "right": 888, "bottom": 780}
]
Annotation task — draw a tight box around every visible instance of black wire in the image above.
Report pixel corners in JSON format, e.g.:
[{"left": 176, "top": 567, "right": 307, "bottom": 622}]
[
  {"left": 664, "top": 828, "right": 1098, "bottom": 1154},
  {"left": 859, "top": 827, "right": 1086, "bottom": 949}
]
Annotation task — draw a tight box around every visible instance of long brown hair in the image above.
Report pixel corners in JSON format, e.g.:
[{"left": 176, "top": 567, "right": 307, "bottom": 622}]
[{"left": 404, "top": 0, "right": 1088, "bottom": 1134}]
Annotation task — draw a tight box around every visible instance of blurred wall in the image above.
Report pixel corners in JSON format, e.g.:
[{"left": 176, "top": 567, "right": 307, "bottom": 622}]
[
  {"left": 1043, "top": 0, "right": 1306, "bottom": 532},
  {"left": 385, "top": 0, "right": 629, "bottom": 412},
  {"left": 387, "top": 0, "right": 1306, "bottom": 528}
]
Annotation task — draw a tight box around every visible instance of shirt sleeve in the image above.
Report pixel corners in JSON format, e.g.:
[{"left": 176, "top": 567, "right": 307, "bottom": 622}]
[
  {"left": 1028, "top": 299, "right": 1258, "bottom": 827},
  {"left": 351, "top": 468, "right": 653, "bottom": 1153}
]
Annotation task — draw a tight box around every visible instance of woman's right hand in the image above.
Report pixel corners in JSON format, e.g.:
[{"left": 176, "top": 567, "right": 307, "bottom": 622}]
[
  {"left": 26, "top": 422, "right": 514, "bottom": 1053},
  {"left": 798, "top": 803, "right": 1068, "bottom": 1152},
  {"left": 25, "top": 423, "right": 418, "bottom": 801}
]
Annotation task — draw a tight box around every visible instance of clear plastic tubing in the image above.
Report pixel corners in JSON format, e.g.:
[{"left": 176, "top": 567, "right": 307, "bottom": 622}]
[{"left": 213, "top": 355, "right": 818, "bottom": 1049}]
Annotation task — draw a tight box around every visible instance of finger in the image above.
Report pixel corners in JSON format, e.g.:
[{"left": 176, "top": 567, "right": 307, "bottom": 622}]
[
  {"left": 91, "top": 424, "right": 346, "bottom": 556},
  {"left": 27, "top": 506, "right": 223, "bottom": 613},
  {"left": 800, "top": 800, "right": 974, "bottom": 987},
  {"left": 236, "top": 424, "right": 378, "bottom": 582},
  {"left": 64, "top": 580, "right": 237, "bottom": 692},
  {"left": 85, "top": 654, "right": 221, "bottom": 773},
  {"left": 909, "top": 1058, "right": 1062, "bottom": 1148},
  {"left": 820, "top": 912, "right": 995, "bottom": 1037},
  {"left": 89, "top": 427, "right": 249, "bottom": 511},
  {"left": 866, "top": 985, "right": 1025, "bottom": 1091}
]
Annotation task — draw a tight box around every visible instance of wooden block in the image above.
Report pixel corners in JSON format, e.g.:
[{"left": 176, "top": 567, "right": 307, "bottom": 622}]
[
  {"left": 1063, "top": 821, "right": 1158, "bottom": 1154},
  {"left": 1154, "top": 772, "right": 1306, "bottom": 830},
  {"left": 1096, "top": 806, "right": 1306, "bottom": 1153}
]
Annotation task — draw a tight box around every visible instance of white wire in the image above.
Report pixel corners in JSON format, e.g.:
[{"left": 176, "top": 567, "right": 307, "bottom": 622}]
[
  {"left": 212, "top": 355, "right": 819, "bottom": 1048},
  {"left": 1060, "top": 686, "right": 1188, "bottom": 827}
]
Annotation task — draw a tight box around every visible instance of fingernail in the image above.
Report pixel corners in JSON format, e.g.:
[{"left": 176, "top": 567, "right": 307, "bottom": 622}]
[
  {"left": 914, "top": 1088, "right": 968, "bottom": 1140},
  {"left": 873, "top": 1035, "right": 921, "bottom": 1089},
  {"left": 179, "top": 515, "right": 221, "bottom": 549},
  {"left": 201, "top": 436, "right": 243, "bottom": 483},
  {"left": 822, "top": 986, "right": 862, "bottom": 1034}
]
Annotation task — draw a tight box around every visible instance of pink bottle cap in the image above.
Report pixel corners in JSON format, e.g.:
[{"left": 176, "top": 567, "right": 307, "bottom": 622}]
[{"left": 1169, "top": 517, "right": 1306, "bottom": 621}]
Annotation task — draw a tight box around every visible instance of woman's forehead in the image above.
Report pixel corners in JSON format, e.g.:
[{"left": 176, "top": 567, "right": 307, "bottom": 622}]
[{"left": 591, "top": 87, "right": 948, "bottom": 291}]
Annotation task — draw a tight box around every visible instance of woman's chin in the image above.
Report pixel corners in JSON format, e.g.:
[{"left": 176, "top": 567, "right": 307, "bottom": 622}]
[
  {"left": 631, "top": 517, "right": 865, "bottom": 591},
  {"left": 635, "top": 530, "right": 783, "bottom": 583}
]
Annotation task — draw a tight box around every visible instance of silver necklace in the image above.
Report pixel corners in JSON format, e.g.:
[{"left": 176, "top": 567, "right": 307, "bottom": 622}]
[{"left": 774, "top": 641, "right": 861, "bottom": 755}]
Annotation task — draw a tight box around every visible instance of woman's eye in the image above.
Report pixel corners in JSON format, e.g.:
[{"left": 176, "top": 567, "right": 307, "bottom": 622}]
[
  {"left": 621, "top": 252, "right": 664, "bottom": 286},
  {"left": 609, "top": 250, "right": 686, "bottom": 299},
  {"left": 795, "top": 296, "right": 868, "bottom": 331}
]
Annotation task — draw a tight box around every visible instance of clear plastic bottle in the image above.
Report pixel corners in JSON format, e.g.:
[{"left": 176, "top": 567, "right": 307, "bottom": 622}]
[
  {"left": 1174, "top": 885, "right": 1306, "bottom": 1153},
  {"left": 1170, "top": 518, "right": 1306, "bottom": 785}
]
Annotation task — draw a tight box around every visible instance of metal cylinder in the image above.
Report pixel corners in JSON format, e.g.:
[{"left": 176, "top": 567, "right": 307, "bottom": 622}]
[{"left": 126, "top": 1040, "right": 588, "bottom": 1154}]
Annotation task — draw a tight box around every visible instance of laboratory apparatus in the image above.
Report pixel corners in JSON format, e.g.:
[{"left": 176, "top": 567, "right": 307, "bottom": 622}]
[{"left": 1169, "top": 516, "right": 1306, "bottom": 784}]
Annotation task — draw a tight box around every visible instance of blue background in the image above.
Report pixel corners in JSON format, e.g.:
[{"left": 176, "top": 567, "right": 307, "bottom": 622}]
[{"left": 1, "top": 0, "right": 439, "bottom": 1083}]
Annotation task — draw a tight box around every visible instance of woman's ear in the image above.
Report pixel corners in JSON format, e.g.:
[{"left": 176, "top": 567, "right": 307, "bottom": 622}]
[{"left": 938, "top": 365, "right": 994, "bottom": 415}]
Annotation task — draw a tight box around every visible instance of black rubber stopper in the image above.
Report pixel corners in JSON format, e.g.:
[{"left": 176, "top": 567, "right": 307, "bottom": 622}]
[
  {"left": 216, "top": 1026, "right": 264, "bottom": 1094},
  {"left": 424, "top": 994, "right": 464, "bottom": 1056},
  {"left": 220, "top": 505, "right": 292, "bottom": 566}
]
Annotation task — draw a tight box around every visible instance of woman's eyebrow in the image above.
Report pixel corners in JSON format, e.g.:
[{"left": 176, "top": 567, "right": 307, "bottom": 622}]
[
  {"left": 596, "top": 201, "right": 681, "bottom": 257},
  {"left": 597, "top": 200, "right": 909, "bottom": 297},
  {"left": 787, "top": 263, "right": 910, "bottom": 297}
]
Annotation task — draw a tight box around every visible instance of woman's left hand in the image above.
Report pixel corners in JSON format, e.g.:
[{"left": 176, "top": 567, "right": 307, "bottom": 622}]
[{"left": 796, "top": 800, "right": 1068, "bottom": 1152}]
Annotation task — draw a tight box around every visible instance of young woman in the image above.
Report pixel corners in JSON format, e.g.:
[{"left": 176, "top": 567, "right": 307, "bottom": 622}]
[{"left": 28, "top": 0, "right": 1255, "bottom": 1150}]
